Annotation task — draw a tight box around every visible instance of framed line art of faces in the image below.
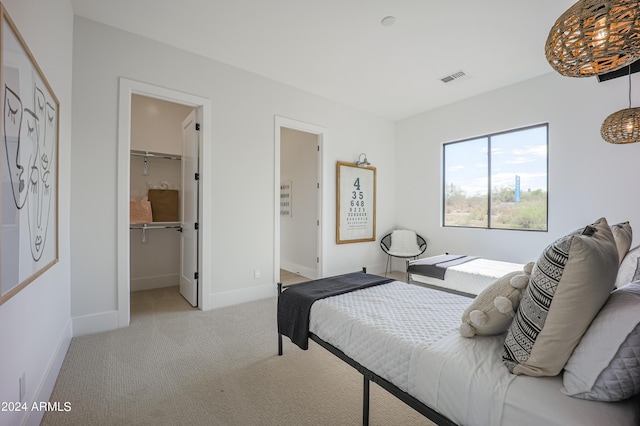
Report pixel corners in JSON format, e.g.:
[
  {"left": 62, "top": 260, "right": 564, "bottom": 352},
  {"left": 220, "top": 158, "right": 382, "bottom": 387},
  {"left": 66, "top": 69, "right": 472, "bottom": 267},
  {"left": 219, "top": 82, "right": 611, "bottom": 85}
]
[
  {"left": 0, "top": 3, "right": 59, "bottom": 306},
  {"left": 336, "top": 161, "right": 376, "bottom": 244}
]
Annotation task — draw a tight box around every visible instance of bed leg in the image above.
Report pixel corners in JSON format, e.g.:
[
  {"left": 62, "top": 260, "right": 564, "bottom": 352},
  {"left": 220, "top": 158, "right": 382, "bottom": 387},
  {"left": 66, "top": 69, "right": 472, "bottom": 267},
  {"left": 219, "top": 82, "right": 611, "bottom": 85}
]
[
  {"left": 363, "top": 374, "right": 370, "bottom": 426},
  {"left": 277, "top": 282, "right": 283, "bottom": 356}
]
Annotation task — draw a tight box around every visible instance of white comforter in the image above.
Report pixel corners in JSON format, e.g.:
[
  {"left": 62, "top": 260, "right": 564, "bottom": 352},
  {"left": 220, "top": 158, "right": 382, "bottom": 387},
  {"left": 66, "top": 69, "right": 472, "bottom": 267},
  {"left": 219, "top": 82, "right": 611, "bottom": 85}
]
[
  {"left": 308, "top": 280, "right": 639, "bottom": 426},
  {"left": 411, "top": 258, "right": 523, "bottom": 295},
  {"left": 310, "top": 281, "right": 464, "bottom": 392}
]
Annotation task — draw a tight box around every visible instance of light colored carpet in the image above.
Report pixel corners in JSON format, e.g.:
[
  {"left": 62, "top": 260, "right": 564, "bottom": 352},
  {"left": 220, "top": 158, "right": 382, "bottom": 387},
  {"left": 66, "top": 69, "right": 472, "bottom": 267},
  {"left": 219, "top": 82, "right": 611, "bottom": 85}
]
[{"left": 43, "top": 284, "right": 434, "bottom": 425}]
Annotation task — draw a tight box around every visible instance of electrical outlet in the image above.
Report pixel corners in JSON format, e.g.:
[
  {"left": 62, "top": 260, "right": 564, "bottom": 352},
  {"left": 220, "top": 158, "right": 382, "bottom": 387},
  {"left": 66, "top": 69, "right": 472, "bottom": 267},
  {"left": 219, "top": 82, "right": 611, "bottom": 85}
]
[
  {"left": 19, "top": 372, "right": 25, "bottom": 402},
  {"left": 254, "top": 269, "right": 260, "bottom": 279}
]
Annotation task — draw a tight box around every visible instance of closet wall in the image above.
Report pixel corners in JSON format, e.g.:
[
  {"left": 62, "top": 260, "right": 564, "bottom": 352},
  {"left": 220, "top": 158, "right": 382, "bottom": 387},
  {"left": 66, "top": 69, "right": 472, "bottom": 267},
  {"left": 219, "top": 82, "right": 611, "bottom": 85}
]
[
  {"left": 280, "top": 128, "right": 318, "bottom": 279},
  {"left": 130, "top": 94, "right": 194, "bottom": 292}
]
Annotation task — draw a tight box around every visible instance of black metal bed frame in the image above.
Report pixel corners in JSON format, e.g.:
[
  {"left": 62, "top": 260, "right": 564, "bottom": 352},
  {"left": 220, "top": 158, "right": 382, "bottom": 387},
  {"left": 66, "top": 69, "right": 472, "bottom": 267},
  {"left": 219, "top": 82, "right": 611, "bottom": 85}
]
[{"left": 277, "top": 280, "right": 457, "bottom": 426}]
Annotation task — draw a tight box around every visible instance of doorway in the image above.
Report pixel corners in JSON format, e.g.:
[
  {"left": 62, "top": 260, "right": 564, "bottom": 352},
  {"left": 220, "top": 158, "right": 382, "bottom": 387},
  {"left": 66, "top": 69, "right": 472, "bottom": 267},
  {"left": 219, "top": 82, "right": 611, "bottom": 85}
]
[
  {"left": 129, "top": 95, "right": 198, "bottom": 307},
  {"left": 117, "top": 78, "right": 212, "bottom": 328},
  {"left": 274, "top": 117, "right": 326, "bottom": 284}
]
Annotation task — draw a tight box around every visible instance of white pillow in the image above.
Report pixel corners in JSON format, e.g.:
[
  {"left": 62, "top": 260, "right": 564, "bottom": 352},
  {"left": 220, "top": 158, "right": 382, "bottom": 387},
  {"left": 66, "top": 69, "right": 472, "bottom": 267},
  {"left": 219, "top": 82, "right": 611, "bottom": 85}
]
[
  {"left": 459, "top": 262, "right": 534, "bottom": 337},
  {"left": 388, "top": 230, "right": 421, "bottom": 257},
  {"left": 615, "top": 246, "right": 640, "bottom": 288},
  {"left": 562, "top": 282, "right": 640, "bottom": 401}
]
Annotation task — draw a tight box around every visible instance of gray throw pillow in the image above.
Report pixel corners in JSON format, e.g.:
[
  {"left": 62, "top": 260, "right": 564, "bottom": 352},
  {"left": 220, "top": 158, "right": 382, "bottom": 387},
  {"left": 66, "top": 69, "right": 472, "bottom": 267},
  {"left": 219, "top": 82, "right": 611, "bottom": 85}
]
[
  {"left": 615, "top": 246, "right": 640, "bottom": 288},
  {"left": 611, "top": 221, "right": 632, "bottom": 266}
]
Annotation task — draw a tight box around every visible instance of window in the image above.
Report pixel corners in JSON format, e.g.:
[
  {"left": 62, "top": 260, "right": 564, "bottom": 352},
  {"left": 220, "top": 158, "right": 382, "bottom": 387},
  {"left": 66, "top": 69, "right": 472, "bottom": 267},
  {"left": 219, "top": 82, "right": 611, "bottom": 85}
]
[{"left": 443, "top": 124, "right": 548, "bottom": 231}]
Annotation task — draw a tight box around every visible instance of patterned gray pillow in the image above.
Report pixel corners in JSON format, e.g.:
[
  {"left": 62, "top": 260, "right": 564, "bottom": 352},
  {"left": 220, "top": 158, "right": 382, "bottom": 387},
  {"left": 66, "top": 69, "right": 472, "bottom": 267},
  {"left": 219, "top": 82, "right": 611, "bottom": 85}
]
[
  {"left": 503, "top": 217, "right": 619, "bottom": 376},
  {"left": 563, "top": 283, "right": 640, "bottom": 401},
  {"left": 584, "top": 325, "right": 640, "bottom": 401}
]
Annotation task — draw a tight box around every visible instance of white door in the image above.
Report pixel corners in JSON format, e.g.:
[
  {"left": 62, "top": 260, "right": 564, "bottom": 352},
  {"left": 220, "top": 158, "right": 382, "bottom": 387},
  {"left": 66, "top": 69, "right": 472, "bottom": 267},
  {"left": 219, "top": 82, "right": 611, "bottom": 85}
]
[{"left": 180, "top": 109, "right": 199, "bottom": 306}]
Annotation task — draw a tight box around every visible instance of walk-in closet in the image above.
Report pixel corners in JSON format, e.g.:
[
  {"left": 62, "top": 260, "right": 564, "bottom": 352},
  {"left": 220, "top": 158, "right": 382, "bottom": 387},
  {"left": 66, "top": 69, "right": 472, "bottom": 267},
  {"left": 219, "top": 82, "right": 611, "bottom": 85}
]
[{"left": 129, "top": 94, "right": 198, "bottom": 307}]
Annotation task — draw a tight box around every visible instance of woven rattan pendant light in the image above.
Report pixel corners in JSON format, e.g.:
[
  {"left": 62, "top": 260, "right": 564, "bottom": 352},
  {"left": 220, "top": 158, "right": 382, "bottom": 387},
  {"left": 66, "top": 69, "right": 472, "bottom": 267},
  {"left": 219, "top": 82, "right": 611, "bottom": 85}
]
[
  {"left": 546, "top": 0, "right": 640, "bottom": 78},
  {"left": 601, "top": 66, "right": 640, "bottom": 143}
]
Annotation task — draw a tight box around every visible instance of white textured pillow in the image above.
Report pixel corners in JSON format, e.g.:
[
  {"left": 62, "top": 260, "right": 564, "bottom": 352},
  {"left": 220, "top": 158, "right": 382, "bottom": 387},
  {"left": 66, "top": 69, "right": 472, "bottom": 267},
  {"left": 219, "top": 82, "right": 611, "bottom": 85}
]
[
  {"left": 460, "top": 262, "right": 534, "bottom": 337},
  {"left": 611, "top": 221, "right": 632, "bottom": 265},
  {"left": 615, "top": 246, "right": 640, "bottom": 288},
  {"left": 503, "top": 217, "right": 619, "bottom": 376},
  {"left": 563, "top": 282, "right": 640, "bottom": 401},
  {"left": 388, "top": 230, "right": 421, "bottom": 257}
]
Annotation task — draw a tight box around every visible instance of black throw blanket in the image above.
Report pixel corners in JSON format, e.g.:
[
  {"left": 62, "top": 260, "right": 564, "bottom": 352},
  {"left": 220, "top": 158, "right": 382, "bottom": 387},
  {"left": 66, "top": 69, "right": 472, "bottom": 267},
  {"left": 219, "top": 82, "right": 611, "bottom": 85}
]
[
  {"left": 407, "top": 254, "right": 478, "bottom": 280},
  {"left": 277, "top": 271, "right": 394, "bottom": 350}
]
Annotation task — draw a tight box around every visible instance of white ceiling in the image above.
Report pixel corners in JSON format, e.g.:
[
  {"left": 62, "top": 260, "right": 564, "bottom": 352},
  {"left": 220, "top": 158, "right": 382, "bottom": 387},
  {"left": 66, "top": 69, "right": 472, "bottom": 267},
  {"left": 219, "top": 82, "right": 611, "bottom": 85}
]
[{"left": 70, "top": 0, "right": 576, "bottom": 121}]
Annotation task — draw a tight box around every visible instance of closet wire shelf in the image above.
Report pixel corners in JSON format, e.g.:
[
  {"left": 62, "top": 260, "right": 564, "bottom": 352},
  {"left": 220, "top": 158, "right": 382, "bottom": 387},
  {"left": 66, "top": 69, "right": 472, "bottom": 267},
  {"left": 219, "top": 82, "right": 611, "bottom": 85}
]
[{"left": 130, "top": 150, "right": 181, "bottom": 175}]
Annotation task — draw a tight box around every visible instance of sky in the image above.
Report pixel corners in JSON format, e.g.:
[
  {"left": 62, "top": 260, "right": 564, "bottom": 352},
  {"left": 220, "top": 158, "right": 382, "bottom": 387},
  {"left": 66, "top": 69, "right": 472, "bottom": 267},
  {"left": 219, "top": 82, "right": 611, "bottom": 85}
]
[{"left": 444, "top": 125, "right": 548, "bottom": 197}]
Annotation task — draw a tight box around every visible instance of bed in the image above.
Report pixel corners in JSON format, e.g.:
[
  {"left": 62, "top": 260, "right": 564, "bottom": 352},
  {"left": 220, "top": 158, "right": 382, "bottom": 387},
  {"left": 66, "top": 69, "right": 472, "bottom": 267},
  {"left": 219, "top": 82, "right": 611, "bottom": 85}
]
[
  {"left": 406, "top": 254, "right": 525, "bottom": 296},
  {"left": 277, "top": 219, "right": 640, "bottom": 426}
]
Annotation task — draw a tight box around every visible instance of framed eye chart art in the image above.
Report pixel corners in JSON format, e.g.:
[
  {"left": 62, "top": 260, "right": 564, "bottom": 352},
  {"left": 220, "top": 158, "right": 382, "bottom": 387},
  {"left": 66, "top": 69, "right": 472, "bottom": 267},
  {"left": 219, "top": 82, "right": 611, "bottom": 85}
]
[
  {"left": 336, "top": 161, "right": 376, "bottom": 244},
  {"left": 1, "top": 4, "right": 59, "bottom": 306}
]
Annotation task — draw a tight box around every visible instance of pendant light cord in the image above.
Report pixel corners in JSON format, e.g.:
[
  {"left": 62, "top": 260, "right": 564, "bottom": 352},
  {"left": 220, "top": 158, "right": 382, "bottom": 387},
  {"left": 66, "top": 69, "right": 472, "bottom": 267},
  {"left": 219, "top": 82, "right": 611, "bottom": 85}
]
[{"left": 629, "top": 65, "right": 632, "bottom": 109}]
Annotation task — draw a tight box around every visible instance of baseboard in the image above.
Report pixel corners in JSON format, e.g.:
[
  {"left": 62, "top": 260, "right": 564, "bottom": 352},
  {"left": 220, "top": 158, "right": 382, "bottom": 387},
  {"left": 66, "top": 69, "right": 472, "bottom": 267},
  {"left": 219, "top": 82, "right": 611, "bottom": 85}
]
[
  {"left": 207, "top": 282, "right": 276, "bottom": 310},
  {"left": 361, "top": 261, "right": 387, "bottom": 276},
  {"left": 72, "top": 310, "right": 119, "bottom": 337},
  {"left": 23, "top": 319, "right": 72, "bottom": 426},
  {"left": 130, "top": 273, "right": 179, "bottom": 292}
]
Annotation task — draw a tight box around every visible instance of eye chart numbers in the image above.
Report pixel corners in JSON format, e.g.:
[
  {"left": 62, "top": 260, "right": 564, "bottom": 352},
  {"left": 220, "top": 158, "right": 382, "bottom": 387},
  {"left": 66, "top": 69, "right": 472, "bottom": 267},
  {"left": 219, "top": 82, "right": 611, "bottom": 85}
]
[
  {"left": 336, "top": 161, "right": 376, "bottom": 244},
  {"left": 348, "top": 177, "right": 367, "bottom": 229}
]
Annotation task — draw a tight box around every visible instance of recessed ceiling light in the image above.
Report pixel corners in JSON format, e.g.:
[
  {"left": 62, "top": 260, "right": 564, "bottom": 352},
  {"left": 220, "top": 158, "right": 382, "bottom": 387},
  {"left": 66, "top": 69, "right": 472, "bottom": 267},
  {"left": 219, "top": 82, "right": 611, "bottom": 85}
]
[{"left": 381, "top": 16, "right": 396, "bottom": 27}]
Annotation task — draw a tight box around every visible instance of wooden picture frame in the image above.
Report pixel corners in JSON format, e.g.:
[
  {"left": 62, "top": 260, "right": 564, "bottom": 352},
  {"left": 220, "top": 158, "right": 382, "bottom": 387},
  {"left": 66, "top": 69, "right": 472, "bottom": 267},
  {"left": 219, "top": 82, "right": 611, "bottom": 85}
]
[
  {"left": 0, "top": 4, "right": 59, "bottom": 306},
  {"left": 336, "top": 161, "right": 376, "bottom": 244}
]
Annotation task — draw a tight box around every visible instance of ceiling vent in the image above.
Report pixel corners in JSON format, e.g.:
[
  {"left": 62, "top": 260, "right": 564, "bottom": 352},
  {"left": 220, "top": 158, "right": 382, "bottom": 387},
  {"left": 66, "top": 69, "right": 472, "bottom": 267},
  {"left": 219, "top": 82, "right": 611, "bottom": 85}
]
[{"left": 439, "top": 70, "right": 470, "bottom": 84}]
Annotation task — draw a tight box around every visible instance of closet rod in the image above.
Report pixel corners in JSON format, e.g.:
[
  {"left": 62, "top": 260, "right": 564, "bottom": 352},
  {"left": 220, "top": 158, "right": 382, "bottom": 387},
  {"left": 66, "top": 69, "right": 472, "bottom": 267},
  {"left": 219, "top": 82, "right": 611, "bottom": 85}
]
[
  {"left": 130, "top": 150, "right": 181, "bottom": 161},
  {"left": 129, "top": 224, "right": 182, "bottom": 230},
  {"left": 130, "top": 223, "right": 182, "bottom": 244}
]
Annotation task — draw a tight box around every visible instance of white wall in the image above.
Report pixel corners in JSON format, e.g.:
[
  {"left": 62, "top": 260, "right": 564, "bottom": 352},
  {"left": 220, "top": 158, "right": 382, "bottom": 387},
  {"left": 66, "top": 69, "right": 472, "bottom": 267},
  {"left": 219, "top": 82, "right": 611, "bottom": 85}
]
[
  {"left": 70, "top": 17, "right": 396, "bottom": 333},
  {"left": 396, "top": 71, "right": 640, "bottom": 265},
  {"left": 0, "top": 1, "right": 73, "bottom": 425},
  {"left": 281, "top": 128, "right": 318, "bottom": 278},
  {"left": 131, "top": 94, "right": 193, "bottom": 156}
]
